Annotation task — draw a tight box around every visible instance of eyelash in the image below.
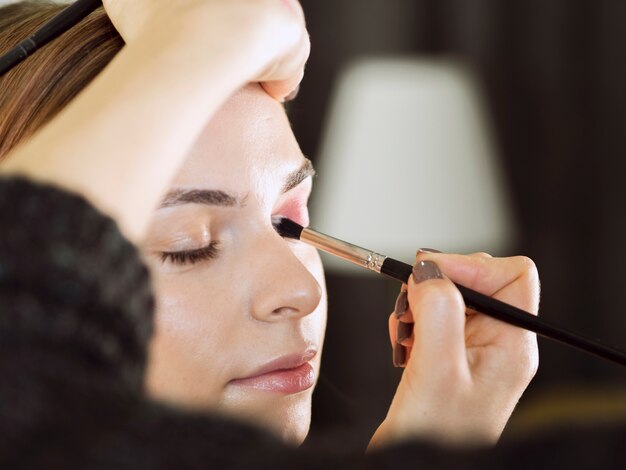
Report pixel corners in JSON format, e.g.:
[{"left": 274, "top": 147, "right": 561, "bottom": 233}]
[
  {"left": 159, "top": 241, "right": 220, "bottom": 266},
  {"left": 157, "top": 197, "right": 306, "bottom": 267}
]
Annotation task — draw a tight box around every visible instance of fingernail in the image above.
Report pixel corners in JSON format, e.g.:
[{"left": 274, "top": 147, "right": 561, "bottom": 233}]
[
  {"left": 394, "top": 290, "right": 408, "bottom": 318},
  {"left": 412, "top": 260, "right": 443, "bottom": 283},
  {"left": 397, "top": 321, "right": 413, "bottom": 342},
  {"left": 416, "top": 248, "right": 442, "bottom": 256},
  {"left": 393, "top": 343, "right": 407, "bottom": 368}
]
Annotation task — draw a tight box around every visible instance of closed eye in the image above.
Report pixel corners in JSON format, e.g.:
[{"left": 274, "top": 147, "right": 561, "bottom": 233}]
[{"left": 159, "top": 241, "right": 220, "bottom": 266}]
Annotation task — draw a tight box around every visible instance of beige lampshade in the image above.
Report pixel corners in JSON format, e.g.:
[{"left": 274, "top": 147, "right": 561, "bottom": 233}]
[{"left": 310, "top": 57, "right": 516, "bottom": 274}]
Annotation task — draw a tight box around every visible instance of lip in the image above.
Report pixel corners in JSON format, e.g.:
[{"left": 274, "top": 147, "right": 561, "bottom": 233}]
[{"left": 229, "top": 350, "right": 317, "bottom": 394}]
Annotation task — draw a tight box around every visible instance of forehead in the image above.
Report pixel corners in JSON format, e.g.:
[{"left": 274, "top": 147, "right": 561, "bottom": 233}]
[{"left": 170, "top": 83, "right": 303, "bottom": 197}]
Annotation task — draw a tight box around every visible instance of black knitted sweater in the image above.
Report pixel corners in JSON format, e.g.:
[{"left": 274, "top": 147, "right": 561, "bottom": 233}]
[{"left": 0, "top": 175, "right": 623, "bottom": 469}]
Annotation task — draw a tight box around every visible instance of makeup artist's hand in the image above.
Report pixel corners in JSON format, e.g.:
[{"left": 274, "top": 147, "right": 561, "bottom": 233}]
[
  {"left": 369, "top": 252, "right": 540, "bottom": 449},
  {"left": 102, "top": 0, "right": 309, "bottom": 101}
]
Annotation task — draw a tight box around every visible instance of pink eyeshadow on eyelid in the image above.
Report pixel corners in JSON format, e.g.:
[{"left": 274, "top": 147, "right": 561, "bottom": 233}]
[{"left": 274, "top": 202, "right": 309, "bottom": 228}]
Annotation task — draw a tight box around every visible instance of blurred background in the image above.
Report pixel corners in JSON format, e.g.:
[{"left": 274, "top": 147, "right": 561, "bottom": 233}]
[
  {"left": 291, "top": 0, "right": 626, "bottom": 447},
  {"left": 2, "top": 0, "right": 624, "bottom": 450}
]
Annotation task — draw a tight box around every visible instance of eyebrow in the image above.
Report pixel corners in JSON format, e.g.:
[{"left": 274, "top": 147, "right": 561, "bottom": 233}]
[
  {"left": 282, "top": 157, "right": 315, "bottom": 193},
  {"left": 157, "top": 158, "right": 316, "bottom": 210},
  {"left": 158, "top": 189, "right": 240, "bottom": 209}
]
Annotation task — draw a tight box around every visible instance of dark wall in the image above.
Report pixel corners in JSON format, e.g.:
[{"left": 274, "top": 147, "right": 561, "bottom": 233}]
[{"left": 293, "top": 0, "right": 626, "bottom": 446}]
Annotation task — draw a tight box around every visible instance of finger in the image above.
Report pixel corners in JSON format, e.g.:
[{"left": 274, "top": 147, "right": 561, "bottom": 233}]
[
  {"left": 261, "top": 76, "right": 302, "bottom": 102},
  {"left": 418, "top": 254, "right": 540, "bottom": 382},
  {"left": 389, "top": 313, "right": 410, "bottom": 368},
  {"left": 397, "top": 320, "right": 414, "bottom": 347},
  {"left": 260, "top": 30, "right": 310, "bottom": 100},
  {"left": 407, "top": 260, "right": 468, "bottom": 375},
  {"left": 390, "top": 287, "right": 412, "bottom": 367},
  {"left": 392, "top": 285, "right": 414, "bottom": 346},
  {"left": 393, "top": 284, "right": 412, "bottom": 322},
  {"left": 415, "top": 253, "right": 540, "bottom": 314},
  {"left": 388, "top": 312, "right": 398, "bottom": 345},
  {"left": 394, "top": 342, "right": 412, "bottom": 369},
  {"left": 404, "top": 344, "right": 413, "bottom": 368}
]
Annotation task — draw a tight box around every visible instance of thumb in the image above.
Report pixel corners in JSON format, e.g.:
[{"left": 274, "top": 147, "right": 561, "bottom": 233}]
[{"left": 407, "top": 260, "right": 468, "bottom": 377}]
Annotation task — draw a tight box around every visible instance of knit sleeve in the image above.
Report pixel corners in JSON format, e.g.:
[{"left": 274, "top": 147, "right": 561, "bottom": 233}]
[
  {"left": 0, "top": 173, "right": 446, "bottom": 467},
  {"left": 0, "top": 174, "right": 154, "bottom": 390},
  {"left": 2, "top": 174, "right": 624, "bottom": 469}
]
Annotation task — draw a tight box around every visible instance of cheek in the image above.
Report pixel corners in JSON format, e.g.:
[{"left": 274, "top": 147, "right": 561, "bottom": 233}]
[
  {"left": 302, "top": 248, "right": 328, "bottom": 377},
  {"left": 156, "top": 277, "right": 245, "bottom": 362},
  {"left": 145, "top": 273, "right": 242, "bottom": 406},
  {"left": 154, "top": 275, "right": 225, "bottom": 327},
  {"left": 289, "top": 240, "right": 325, "bottom": 285},
  {"left": 296, "top": 244, "right": 327, "bottom": 326},
  {"left": 306, "top": 246, "right": 326, "bottom": 294}
]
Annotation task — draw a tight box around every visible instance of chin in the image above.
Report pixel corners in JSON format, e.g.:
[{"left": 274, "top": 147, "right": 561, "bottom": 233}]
[
  {"left": 225, "top": 389, "right": 313, "bottom": 446},
  {"left": 272, "top": 398, "right": 312, "bottom": 446}
]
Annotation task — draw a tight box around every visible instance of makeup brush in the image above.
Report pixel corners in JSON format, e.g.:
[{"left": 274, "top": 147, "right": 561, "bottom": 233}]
[
  {"left": 273, "top": 216, "right": 626, "bottom": 368},
  {"left": 0, "top": 0, "right": 102, "bottom": 78}
]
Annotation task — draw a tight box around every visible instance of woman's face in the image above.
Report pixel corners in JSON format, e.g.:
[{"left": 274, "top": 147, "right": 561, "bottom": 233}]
[{"left": 138, "top": 83, "right": 327, "bottom": 445}]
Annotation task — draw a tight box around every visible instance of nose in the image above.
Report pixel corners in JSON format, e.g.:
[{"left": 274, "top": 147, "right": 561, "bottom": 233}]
[{"left": 248, "top": 230, "right": 322, "bottom": 322}]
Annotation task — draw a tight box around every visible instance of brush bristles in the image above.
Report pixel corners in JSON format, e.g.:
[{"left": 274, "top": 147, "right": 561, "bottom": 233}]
[{"left": 272, "top": 217, "right": 304, "bottom": 240}]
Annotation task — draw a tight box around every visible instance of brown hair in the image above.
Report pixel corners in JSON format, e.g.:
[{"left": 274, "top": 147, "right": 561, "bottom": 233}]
[{"left": 0, "top": 1, "right": 124, "bottom": 161}]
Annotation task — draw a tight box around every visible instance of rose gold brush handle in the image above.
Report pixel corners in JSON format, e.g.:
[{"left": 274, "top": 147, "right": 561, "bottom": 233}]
[{"left": 300, "top": 227, "right": 626, "bottom": 369}]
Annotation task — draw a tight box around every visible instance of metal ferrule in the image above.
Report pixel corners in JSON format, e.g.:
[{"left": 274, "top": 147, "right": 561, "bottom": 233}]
[{"left": 301, "top": 228, "right": 387, "bottom": 273}]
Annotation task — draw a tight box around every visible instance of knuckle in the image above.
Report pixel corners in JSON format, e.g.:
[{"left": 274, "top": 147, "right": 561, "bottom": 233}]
[
  {"left": 526, "top": 337, "right": 540, "bottom": 377},
  {"left": 509, "top": 335, "right": 539, "bottom": 383},
  {"left": 515, "top": 256, "right": 539, "bottom": 279},
  {"left": 414, "top": 281, "right": 464, "bottom": 313},
  {"left": 515, "top": 256, "right": 541, "bottom": 311}
]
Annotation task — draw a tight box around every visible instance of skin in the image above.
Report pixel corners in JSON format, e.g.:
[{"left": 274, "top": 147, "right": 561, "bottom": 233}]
[
  {"left": 1, "top": 0, "right": 540, "bottom": 451},
  {"left": 137, "top": 83, "right": 327, "bottom": 445}
]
